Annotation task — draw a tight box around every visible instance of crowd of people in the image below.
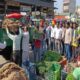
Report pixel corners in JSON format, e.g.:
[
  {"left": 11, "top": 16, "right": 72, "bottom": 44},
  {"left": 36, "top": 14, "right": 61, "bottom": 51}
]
[
  {"left": 0, "top": 18, "right": 80, "bottom": 66},
  {"left": 28, "top": 21, "right": 80, "bottom": 63},
  {"left": 0, "top": 14, "right": 80, "bottom": 80}
]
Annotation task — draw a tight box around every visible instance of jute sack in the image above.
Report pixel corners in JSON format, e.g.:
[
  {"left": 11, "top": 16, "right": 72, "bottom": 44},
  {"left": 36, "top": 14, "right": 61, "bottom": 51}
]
[{"left": 0, "top": 62, "right": 28, "bottom": 80}]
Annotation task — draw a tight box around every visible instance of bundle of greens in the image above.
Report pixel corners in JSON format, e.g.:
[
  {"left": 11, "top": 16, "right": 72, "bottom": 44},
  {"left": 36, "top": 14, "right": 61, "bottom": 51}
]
[
  {"left": 36, "top": 62, "right": 46, "bottom": 75},
  {"left": 33, "top": 29, "right": 43, "bottom": 40},
  {"left": 43, "top": 51, "right": 62, "bottom": 62},
  {"left": 36, "top": 50, "right": 62, "bottom": 76},
  {"left": 36, "top": 61, "right": 61, "bottom": 79}
]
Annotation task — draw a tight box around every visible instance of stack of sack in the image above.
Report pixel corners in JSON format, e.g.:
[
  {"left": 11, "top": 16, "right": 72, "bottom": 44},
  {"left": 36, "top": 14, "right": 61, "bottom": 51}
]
[{"left": 0, "top": 56, "right": 28, "bottom": 80}]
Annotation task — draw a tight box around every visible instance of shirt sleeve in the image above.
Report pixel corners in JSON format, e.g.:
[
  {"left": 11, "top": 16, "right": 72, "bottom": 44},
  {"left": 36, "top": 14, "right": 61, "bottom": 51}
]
[
  {"left": 19, "top": 28, "right": 22, "bottom": 36},
  {"left": 19, "top": 28, "right": 23, "bottom": 35},
  {"left": 6, "top": 28, "right": 14, "bottom": 40}
]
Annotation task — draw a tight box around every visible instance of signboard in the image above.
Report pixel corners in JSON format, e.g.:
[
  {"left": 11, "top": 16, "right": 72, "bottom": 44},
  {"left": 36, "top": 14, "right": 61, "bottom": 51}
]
[{"left": 20, "top": 5, "right": 31, "bottom": 12}]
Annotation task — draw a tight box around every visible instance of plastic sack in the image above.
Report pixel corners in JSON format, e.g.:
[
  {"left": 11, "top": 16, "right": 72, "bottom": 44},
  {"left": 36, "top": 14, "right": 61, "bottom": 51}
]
[{"left": 0, "top": 62, "right": 28, "bottom": 80}]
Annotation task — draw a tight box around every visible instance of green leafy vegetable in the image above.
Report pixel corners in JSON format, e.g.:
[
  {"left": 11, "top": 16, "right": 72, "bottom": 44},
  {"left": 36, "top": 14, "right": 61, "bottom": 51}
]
[{"left": 43, "top": 51, "right": 62, "bottom": 62}]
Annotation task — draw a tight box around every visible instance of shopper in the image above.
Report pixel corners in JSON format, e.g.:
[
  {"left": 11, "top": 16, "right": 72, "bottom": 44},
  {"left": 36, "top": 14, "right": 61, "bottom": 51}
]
[
  {"left": 40, "top": 23, "right": 47, "bottom": 55},
  {"left": 22, "top": 26, "right": 30, "bottom": 65},
  {"left": 6, "top": 25, "right": 22, "bottom": 66},
  {"left": 46, "top": 23, "right": 52, "bottom": 50},
  {"left": 72, "top": 22, "right": 78, "bottom": 61},
  {"left": 62, "top": 22, "right": 66, "bottom": 55},
  {"left": 33, "top": 25, "right": 42, "bottom": 62},
  {"left": 50, "top": 24, "right": 55, "bottom": 51},
  {"left": 64, "top": 22, "right": 72, "bottom": 62},
  {"left": 28, "top": 23, "right": 35, "bottom": 50},
  {"left": 75, "top": 27, "right": 80, "bottom": 63},
  {"left": 55, "top": 22, "right": 62, "bottom": 54}
]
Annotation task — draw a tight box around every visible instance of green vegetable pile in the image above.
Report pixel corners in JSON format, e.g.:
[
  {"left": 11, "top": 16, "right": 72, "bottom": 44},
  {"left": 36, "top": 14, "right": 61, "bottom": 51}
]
[
  {"left": 43, "top": 50, "right": 62, "bottom": 62},
  {"left": 36, "top": 62, "right": 46, "bottom": 75},
  {"left": 36, "top": 61, "right": 56, "bottom": 75},
  {"left": 36, "top": 50, "right": 62, "bottom": 78},
  {"left": 36, "top": 61, "right": 61, "bottom": 80},
  {"left": 33, "top": 28, "right": 44, "bottom": 40},
  {"left": 45, "top": 63, "right": 61, "bottom": 80}
]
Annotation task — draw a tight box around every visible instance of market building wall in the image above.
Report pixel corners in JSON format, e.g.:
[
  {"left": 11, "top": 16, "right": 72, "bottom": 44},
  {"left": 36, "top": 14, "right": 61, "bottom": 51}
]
[
  {"left": 0, "top": 0, "right": 5, "bottom": 14},
  {"left": 15, "top": 0, "right": 53, "bottom": 8},
  {"left": 0, "top": 0, "right": 56, "bottom": 19}
]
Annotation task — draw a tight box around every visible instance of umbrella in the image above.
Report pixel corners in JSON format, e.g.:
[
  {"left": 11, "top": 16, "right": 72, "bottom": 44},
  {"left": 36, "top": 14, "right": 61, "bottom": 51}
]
[{"left": 6, "top": 13, "right": 23, "bottom": 19}]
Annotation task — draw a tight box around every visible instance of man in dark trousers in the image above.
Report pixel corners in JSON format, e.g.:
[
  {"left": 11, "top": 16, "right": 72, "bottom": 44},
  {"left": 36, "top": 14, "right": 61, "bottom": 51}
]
[{"left": 0, "top": 28, "right": 13, "bottom": 60}]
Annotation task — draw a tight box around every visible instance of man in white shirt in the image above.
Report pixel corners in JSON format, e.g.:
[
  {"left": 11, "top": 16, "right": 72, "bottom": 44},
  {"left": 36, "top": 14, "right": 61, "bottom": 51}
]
[
  {"left": 64, "top": 22, "right": 72, "bottom": 62},
  {"left": 55, "top": 22, "right": 62, "bottom": 53},
  {"left": 6, "top": 27, "right": 22, "bottom": 66},
  {"left": 50, "top": 26, "right": 55, "bottom": 50}
]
